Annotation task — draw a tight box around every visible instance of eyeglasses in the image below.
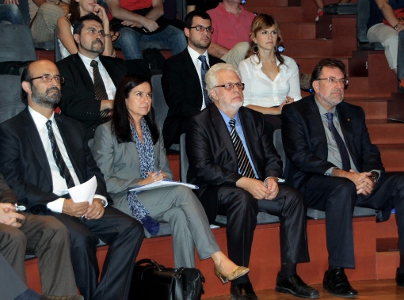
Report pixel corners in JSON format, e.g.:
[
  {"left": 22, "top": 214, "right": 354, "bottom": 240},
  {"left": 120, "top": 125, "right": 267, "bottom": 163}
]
[
  {"left": 189, "top": 25, "right": 214, "bottom": 34},
  {"left": 316, "top": 77, "right": 349, "bottom": 85},
  {"left": 215, "top": 82, "right": 245, "bottom": 90},
  {"left": 29, "top": 75, "right": 65, "bottom": 84}
]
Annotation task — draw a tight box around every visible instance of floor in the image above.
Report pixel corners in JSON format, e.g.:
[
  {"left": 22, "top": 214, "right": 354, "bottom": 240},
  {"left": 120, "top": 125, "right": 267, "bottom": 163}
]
[{"left": 205, "top": 279, "right": 404, "bottom": 299}]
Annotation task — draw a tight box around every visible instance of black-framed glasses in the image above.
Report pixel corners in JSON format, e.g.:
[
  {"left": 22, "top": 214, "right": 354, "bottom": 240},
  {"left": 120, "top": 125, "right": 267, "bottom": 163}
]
[
  {"left": 316, "top": 77, "right": 348, "bottom": 85},
  {"left": 215, "top": 82, "right": 245, "bottom": 90},
  {"left": 189, "top": 25, "right": 214, "bottom": 34},
  {"left": 29, "top": 74, "right": 65, "bottom": 84}
]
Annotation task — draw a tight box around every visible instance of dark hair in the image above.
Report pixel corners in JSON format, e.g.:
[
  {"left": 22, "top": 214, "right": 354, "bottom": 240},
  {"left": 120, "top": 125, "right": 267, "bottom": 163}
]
[
  {"left": 184, "top": 10, "right": 211, "bottom": 28},
  {"left": 73, "top": 13, "right": 103, "bottom": 35},
  {"left": 68, "top": 0, "right": 81, "bottom": 25},
  {"left": 310, "top": 58, "right": 347, "bottom": 87},
  {"left": 247, "top": 14, "right": 284, "bottom": 65},
  {"left": 112, "top": 74, "right": 159, "bottom": 144},
  {"left": 20, "top": 62, "right": 34, "bottom": 105}
]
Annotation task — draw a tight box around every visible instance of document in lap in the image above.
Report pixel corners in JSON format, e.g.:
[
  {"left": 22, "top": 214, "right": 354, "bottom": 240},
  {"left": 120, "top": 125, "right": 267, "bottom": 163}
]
[
  {"left": 69, "top": 175, "right": 97, "bottom": 204},
  {"left": 129, "top": 179, "right": 199, "bottom": 193}
]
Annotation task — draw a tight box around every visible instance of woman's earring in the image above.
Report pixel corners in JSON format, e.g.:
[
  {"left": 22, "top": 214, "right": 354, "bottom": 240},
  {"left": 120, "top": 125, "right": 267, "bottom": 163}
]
[{"left": 253, "top": 44, "right": 259, "bottom": 54}]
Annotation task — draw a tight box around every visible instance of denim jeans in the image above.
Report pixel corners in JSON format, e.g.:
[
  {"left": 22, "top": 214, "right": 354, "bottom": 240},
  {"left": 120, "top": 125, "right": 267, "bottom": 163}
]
[
  {"left": 0, "top": 4, "right": 25, "bottom": 25},
  {"left": 115, "top": 25, "right": 187, "bottom": 59}
]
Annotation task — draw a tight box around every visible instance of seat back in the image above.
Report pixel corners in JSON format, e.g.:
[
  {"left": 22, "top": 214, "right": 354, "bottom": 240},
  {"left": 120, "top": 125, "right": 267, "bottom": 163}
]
[
  {"left": 273, "top": 129, "right": 286, "bottom": 173},
  {"left": 180, "top": 133, "right": 188, "bottom": 183},
  {"left": 0, "top": 24, "right": 37, "bottom": 62},
  {"left": 0, "top": 75, "right": 26, "bottom": 124}
]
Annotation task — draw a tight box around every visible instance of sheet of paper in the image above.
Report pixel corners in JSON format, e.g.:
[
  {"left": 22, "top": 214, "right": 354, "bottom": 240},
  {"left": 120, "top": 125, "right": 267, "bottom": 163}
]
[
  {"left": 129, "top": 179, "right": 199, "bottom": 193},
  {"left": 69, "top": 176, "right": 97, "bottom": 204}
]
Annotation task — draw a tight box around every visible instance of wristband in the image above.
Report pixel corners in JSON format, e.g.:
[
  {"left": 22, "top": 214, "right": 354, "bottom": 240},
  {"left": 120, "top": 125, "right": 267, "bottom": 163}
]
[{"left": 394, "top": 24, "right": 399, "bottom": 31}]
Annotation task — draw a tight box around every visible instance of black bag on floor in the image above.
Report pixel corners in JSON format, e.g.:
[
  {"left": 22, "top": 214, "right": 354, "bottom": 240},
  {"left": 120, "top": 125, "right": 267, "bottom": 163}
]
[
  {"left": 323, "top": 3, "right": 357, "bottom": 15},
  {"left": 129, "top": 259, "right": 205, "bottom": 300}
]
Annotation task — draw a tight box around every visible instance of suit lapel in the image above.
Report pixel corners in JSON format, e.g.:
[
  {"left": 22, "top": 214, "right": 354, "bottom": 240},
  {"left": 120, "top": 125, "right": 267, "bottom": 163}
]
[
  {"left": 22, "top": 109, "right": 53, "bottom": 184},
  {"left": 72, "top": 54, "right": 94, "bottom": 90},
  {"left": 307, "top": 96, "right": 329, "bottom": 160},
  {"left": 336, "top": 104, "right": 357, "bottom": 168},
  {"left": 100, "top": 56, "right": 119, "bottom": 87},
  {"left": 183, "top": 50, "right": 203, "bottom": 93}
]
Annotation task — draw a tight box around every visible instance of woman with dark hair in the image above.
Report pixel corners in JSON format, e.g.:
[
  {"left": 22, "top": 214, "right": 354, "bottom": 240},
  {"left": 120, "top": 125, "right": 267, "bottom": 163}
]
[
  {"left": 238, "top": 14, "right": 301, "bottom": 130},
  {"left": 92, "top": 74, "right": 249, "bottom": 282},
  {"left": 57, "top": 0, "right": 117, "bottom": 59}
]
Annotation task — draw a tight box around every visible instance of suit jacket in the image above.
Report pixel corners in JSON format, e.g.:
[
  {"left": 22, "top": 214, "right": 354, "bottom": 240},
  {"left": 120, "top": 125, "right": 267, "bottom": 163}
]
[
  {"left": 162, "top": 48, "right": 224, "bottom": 148},
  {"left": 56, "top": 54, "right": 127, "bottom": 141},
  {"left": 186, "top": 104, "right": 282, "bottom": 223},
  {"left": 0, "top": 173, "right": 17, "bottom": 203},
  {"left": 281, "top": 95, "right": 384, "bottom": 190},
  {"left": 0, "top": 108, "right": 111, "bottom": 213},
  {"left": 92, "top": 121, "right": 173, "bottom": 206}
]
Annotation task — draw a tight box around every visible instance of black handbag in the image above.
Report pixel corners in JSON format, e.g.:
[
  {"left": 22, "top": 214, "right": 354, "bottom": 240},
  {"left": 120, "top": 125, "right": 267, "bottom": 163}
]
[{"left": 129, "top": 259, "right": 205, "bottom": 300}]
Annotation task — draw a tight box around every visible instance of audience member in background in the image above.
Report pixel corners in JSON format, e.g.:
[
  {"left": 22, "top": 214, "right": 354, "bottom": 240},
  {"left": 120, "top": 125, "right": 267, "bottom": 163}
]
[
  {"left": 238, "top": 14, "right": 301, "bottom": 130},
  {"left": 0, "top": 59, "right": 144, "bottom": 300},
  {"left": 186, "top": 63, "right": 319, "bottom": 300},
  {"left": 314, "top": 0, "right": 351, "bottom": 21},
  {"left": 207, "top": 0, "right": 255, "bottom": 67},
  {"left": 106, "top": 0, "right": 187, "bottom": 60},
  {"left": 0, "top": 174, "right": 78, "bottom": 298},
  {"left": 368, "top": 0, "right": 404, "bottom": 76},
  {"left": 187, "top": 0, "right": 219, "bottom": 14},
  {"left": 162, "top": 10, "right": 223, "bottom": 149},
  {"left": 282, "top": 58, "right": 404, "bottom": 298},
  {"left": 57, "top": 0, "right": 117, "bottom": 60},
  {"left": 57, "top": 14, "right": 130, "bottom": 140},
  {"left": 92, "top": 74, "right": 249, "bottom": 284},
  {"left": 0, "top": 3, "right": 25, "bottom": 24},
  {"left": 0, "top": 252, "right": 83, "bottom": 300}
]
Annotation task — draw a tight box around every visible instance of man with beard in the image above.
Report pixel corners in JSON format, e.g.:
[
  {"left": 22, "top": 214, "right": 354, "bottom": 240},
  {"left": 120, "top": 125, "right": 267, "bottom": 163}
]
[
  {"left": 161, "top": 10, "right": 224, "bottom": 149},
  {"left": 0, "top": 60, "right": 144, "bottom": 300},
  {"left": 282, "top": 58, "right": 404, "bottom": 297},
  {"left": 57, "top": 13, "right": 129, "bottom": 141}
]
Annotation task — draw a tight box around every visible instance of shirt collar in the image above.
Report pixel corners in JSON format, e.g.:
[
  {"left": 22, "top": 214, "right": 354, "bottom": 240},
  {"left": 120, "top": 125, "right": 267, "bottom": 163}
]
[
  {"left": 314, "top": 95, "right": 337, "bottom": 117},
  {"left": 188, "top": 46, "right": 209, "bottom": 64},
  {"left": 218, "top": 108, "right": 241, "bottom": 127},
  {"left": 216, "top": 2, "right": 245, "bottom": 16},
  {"left": 78, "top": 52, "right": 100, "bottom": 67},
  {"left": 28, "top": 105, "right": 55, "bottom": 129}
]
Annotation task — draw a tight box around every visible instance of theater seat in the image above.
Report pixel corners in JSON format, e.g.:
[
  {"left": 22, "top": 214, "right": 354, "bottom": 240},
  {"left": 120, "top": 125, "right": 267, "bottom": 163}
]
[
  {"left": 0, "top": 75, "right": 26, "bottom": 124},
  {"left": 0, "top": 24, "right": 37, "bottom": 62}
]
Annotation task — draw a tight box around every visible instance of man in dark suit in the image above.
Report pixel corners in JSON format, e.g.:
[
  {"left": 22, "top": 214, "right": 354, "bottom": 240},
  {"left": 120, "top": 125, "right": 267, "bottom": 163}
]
[
  {"left": 282, "top": 58, "right": 404, "bottom": 298},
  {"left": 0, "top": 60, "right": 144, "bottom": 300},
  {"left": 57, "top": 13, "right": 148, "bottom": 141},
  {"left": 162, "top": 10, "right": 224, "bottom": 149},
  {"left": 186, "top": 63, "right": 319, "bottom": 300}
]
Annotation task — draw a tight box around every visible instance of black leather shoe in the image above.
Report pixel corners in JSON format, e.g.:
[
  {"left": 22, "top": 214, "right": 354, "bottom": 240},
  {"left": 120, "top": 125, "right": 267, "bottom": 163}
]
[
  {"left": 276, "top": 273, "right": 319, "bottom": 298},
  {"left": 230, "top": 282, "right": 258, "bottom": 300},
  {"left": 40, "top": 296, "right": 84, "bottom": 300},
  {"left": 323, "top": 268, "right": 358, "bottom": 298},
  {"left": 396, "top": 268, "right": 404, "bottom": 287}
]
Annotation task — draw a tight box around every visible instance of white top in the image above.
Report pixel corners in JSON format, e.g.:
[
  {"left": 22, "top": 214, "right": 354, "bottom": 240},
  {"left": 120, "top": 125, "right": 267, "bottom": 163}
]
[
  {"left": 187, "top": 46, "right": 210, "bottom": 110},
  {"left": 57, "top": 25, "right": 73, "bottom": 60},
  {"left": 238, "top": 54, "right": 301, "bottom": 108}
]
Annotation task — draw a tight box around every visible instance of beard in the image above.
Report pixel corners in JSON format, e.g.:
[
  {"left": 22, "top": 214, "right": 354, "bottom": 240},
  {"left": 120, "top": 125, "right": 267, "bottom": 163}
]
[{"left": 32, "top": 85, "right": 61, "bottom": 109}]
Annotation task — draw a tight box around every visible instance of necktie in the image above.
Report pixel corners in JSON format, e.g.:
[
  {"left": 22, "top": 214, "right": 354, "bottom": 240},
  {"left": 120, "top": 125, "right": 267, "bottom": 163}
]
[
  {"left": 46, "top": 120, "right": 75, "bottom": 188},
  {"left": 90, "top": 60, "right": 111, "bottom": 121},
  {"left": 229, "top": 119, "right": 255, "bottom": 178},
  {"left": 325, "top": 113, "right": 351, "bottom": 171},
  {"left": 198, "top": 55, "right": 212, "bottom": 107}
]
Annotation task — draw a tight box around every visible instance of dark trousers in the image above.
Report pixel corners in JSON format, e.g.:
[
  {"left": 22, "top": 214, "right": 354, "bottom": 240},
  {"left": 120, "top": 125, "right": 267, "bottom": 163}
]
[
  {"left": 0, "top": 253, "right": 28, "bottom": 300},
  {"left": 302, "top": 172, "right": 404, "bottom": 268},
  {"left": 49, "top": 206, "right": 144, "bottom": 300},
  {"left": 217, "top": 184, "right": 308, "bottom": 285}
]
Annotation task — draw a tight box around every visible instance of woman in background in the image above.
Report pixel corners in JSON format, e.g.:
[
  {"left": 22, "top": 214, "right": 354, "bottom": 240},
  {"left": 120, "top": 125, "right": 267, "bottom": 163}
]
[{"left": 238, "top": 14, "right": 301, "bottom": 130}]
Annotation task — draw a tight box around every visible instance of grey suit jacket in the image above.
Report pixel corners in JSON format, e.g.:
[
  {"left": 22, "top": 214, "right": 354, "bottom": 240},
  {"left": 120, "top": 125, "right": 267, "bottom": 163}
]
[{"left": 92, "top": 121, "right": 173, "bottom": 208}]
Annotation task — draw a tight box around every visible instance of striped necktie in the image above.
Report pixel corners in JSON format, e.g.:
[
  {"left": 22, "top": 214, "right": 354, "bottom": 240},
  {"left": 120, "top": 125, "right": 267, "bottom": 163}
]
[
  {"left": 90, "top": 60, "right": 111, "bottom": 121},
  {"left": 325, "top": 113, "right": 351, "bottom": 171},
  {"left": 198, "top": 55, "right": 212, "bottom": 107},
  {"left": 229, "top": 119, "right": 255, "bottom": 178}
]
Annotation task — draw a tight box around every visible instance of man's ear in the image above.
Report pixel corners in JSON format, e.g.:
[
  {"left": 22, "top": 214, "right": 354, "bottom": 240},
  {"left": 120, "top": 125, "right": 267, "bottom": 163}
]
[
  {"left": 73, "top": 33, "right": 80, "bottom": 45},
  {"left": 184, "top": 27, "right": 190, "bottom": 38},
  {"left": 210, "top": 88, "right": 218, "bottom": 101},
  {"left": 21, "top": 81, "right": 31, "bottom": 94},
  {"left": 312, "top": 80, "right": 319, "bottom": 94}
]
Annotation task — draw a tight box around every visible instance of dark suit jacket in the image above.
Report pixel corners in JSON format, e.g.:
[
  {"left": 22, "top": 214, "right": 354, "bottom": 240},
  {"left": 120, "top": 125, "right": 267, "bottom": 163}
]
[
  {"left": 0, "top": 173, "right": 17, "bottom": 203},
  {"left": 162, "top": 48, "right": 224, "bottom": 148},
  {"left": 0, "top": 108, "right": 111, "bottom": 213},
  {"left": 281, "top": 95, "right": 384, "bottom": 190},
  {"left": 56, "top": 54, "right": 128, "bottom": 141},
  {"left": 186, "top": 104, "right": 282, "bottom": 223}
]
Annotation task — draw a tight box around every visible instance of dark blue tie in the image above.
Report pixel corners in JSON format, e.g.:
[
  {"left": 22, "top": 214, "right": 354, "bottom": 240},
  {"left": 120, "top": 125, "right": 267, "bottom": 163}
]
[
  {"left": 198, "top": 55, "right": 212, "bottom": 107},
  {"left": 325, "top": 113, "right": 351, "bottom": 171}
]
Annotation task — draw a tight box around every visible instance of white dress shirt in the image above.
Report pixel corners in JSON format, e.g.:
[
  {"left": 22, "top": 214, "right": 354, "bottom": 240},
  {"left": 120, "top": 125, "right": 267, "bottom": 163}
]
[
  {"left": 188, "top": 46, "right": 210, "bottom": 110},
  {"left": 238, "top": 54, "right": 301, "bottom": 107},
  {"left": 78, "top": 52, "right": 116, "bottom": 100}
]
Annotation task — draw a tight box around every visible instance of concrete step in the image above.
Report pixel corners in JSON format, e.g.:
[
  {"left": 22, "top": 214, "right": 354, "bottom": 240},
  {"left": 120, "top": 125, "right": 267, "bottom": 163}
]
[
  {"left": 378, "top": 145, "right": 404, "bottom": 172},
  {"left": 376, "top": 238, "right": 399, "bottom": 280},
  {"left": 247, "top": 6, "right": 303, "bottom": 22},
  {"left": 280, "top": 22, "right": 316, "bottom": 40},
  {"left": 367, "top": 120, "right": 404, "bottom": 144},
  {"left": 283, "top": 39, "right": 334, "bottom": 57},
  {"left": 345, "top": 98, "right": 388, "bottom": 120}
]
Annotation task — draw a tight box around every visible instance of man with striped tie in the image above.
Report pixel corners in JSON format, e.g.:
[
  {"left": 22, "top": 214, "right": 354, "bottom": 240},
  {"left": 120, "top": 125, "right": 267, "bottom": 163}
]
[{"left": 186, "top": 63, "right": 318, "bottom": 300}]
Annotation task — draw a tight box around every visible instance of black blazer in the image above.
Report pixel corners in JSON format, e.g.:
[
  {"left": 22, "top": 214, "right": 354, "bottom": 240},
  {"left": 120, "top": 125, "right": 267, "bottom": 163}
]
[
  {"left": 0, "top": 108, "right": 111, "bottom": 213},
  {"left": 162, "top": 48, "right": 224, "bottom": 148},
  {"left": 186, "top": 104, "right": 282, "bottom": 223},
  {"left": 281, "top": 95, "right": 384, "bottom": 189},
  {"left": 56, "top": 54, "right": 127, "bottom": 141}
]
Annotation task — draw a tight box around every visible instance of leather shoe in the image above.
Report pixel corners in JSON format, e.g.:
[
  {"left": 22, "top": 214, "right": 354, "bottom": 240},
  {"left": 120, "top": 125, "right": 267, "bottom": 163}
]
[
  {"left": 230, "top": 282, "right": 258, "bottom": 300},
  {"left": 396, "top": 268, "right": 404, "bottom": 287},
  {"left": 276, "top": 273, "right": 319, "bottom": 298},
  {"left": 323, "top": 268, "right": 358, "bottom": 298},
  {"left": 40, "top": 295, "right": 84, "bottom": 300},
  {"left": 214, "top": 265, "right": 250, "bottom": 284}
]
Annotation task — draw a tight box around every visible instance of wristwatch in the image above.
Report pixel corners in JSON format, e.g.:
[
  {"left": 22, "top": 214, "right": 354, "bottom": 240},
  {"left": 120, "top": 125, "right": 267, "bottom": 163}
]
[
  {"left": 369, "top": 171, "right": 379, "bottom": 183},
  {"left": 394, "top": 24, "right": 399, "bottom": 31}
]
